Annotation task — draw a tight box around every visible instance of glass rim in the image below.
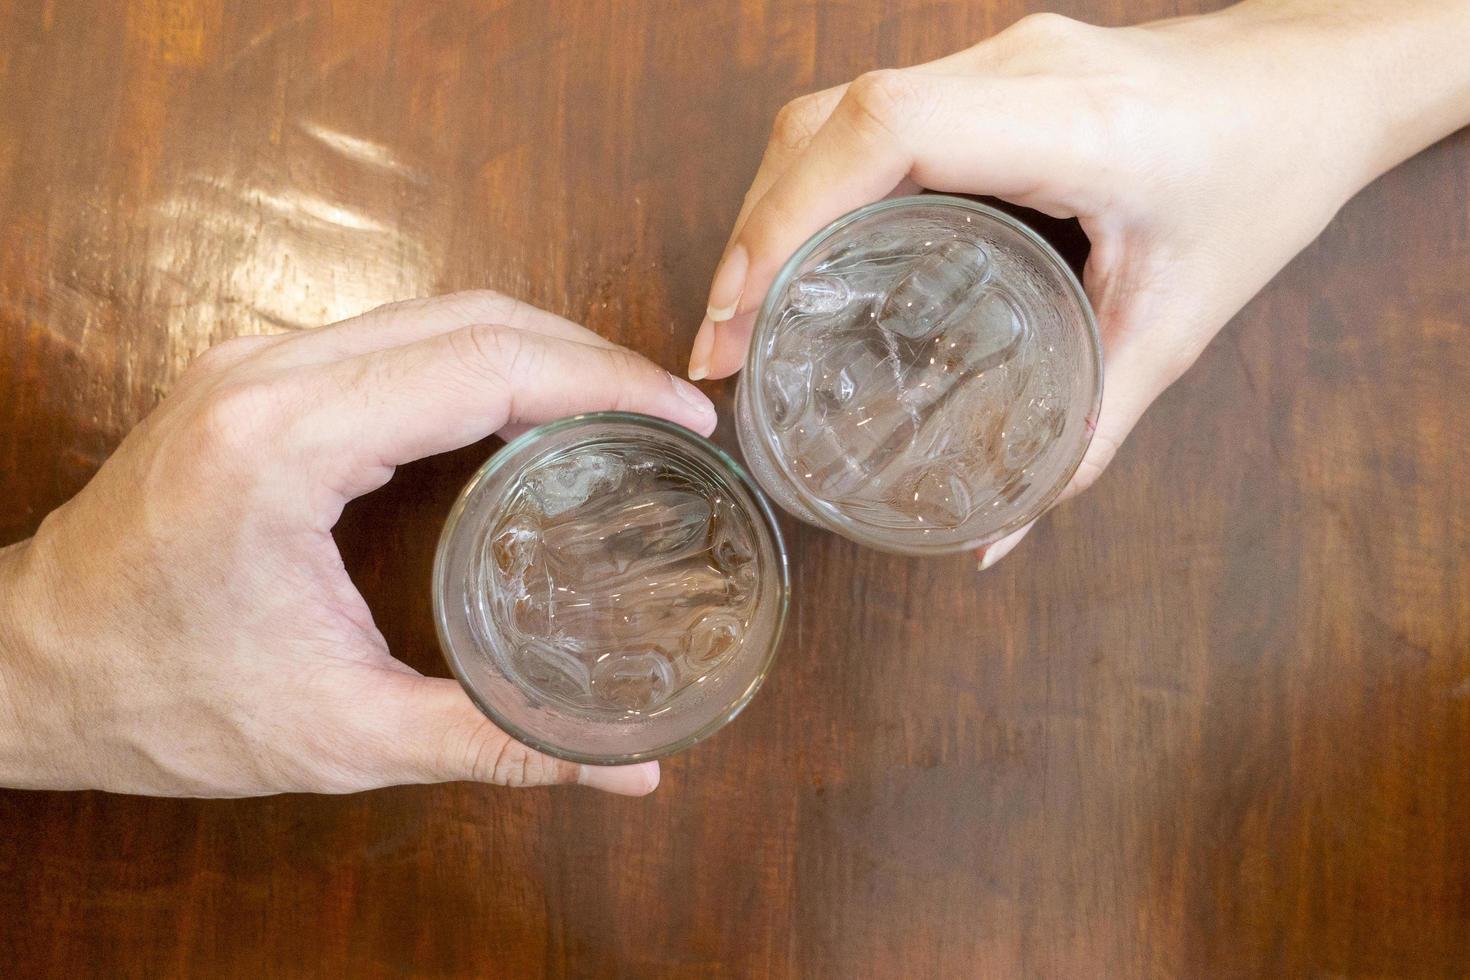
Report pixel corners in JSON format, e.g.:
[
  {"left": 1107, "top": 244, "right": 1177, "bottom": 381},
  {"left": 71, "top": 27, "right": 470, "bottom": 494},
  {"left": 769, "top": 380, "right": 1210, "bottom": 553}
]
[
  {"left": 742, "top": 194, "right": 1104, "bottom": 556},
  {"left": 432, "top": 411, "right": 791, "bottom": 766}
]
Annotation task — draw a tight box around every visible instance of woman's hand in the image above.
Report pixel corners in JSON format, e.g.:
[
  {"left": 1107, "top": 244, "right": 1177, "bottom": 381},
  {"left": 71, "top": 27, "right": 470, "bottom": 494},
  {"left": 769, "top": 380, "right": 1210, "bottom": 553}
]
[
  {"left": 0, "top": 291, "right": 716, "bottom": 797},
  {"left": 687, "top": 1, "right": 1470, "bottom": 564}
]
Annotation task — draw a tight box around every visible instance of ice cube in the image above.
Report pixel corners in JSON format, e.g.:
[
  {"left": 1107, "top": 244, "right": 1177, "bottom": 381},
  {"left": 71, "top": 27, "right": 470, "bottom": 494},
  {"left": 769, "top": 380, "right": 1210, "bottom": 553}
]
[
  {"left": 683, "top": 612, "right": 743, "bottom": 668},
  {"left": 592, "top": 650, "right": 676, "bottom": 712},
  {"left": 707, "top": 508, "right": 757, "bottom": 597},
  {"left": 964, "top": 289, "right": 1026, "bottom": 373},
  {"left": 795, "top": 323, "right": 1006, "bottom": 501},
  {"left": 621, "top": 449, "right": 664, "bottom": 476},
  {"left": 787, "top": 273, "right": 854, "bottom": 315},
  {"left": 484, "top": 441, "right": 765, "bottom": 716},
  {"left": 1000, "top": 394, "right": 1064, "bottom": 474},
  {"left": 532, "top": 558, "right": 742, "bottom": 657},
  {"left": 876, "top": 238, "right": 991, "bottom": 341},
  {"left": 508, "top": 589, "right": 553, "bottom": 637},
  {"left": 811, "top": 362, "right": 857, "bottom": 418},
  {"left": 512, "top": 639, "right": 592, "bottom": 706},
  {"left": 763, "top": 358, "right": 811, "bottom": 430},
  {"left": 997, "top": 469, "right": 1031, "bottom": 505},
  {"left": 540, "top": 488, "right": 712, "bottom": 579},
  {"left": 818, "top": 225, "right": 938, "bottom": 274},
  {"left": 489, "top": 515, "right": 540, "bottom": 581},
  {"left": 908, "top": 465, "right": 974, "bottom": 528},
  {"left": 792, "top": 426, "right": 871, "bottom": 499},
  {"left": 526, "top": 451, "right": 626, "bottom": 517}
]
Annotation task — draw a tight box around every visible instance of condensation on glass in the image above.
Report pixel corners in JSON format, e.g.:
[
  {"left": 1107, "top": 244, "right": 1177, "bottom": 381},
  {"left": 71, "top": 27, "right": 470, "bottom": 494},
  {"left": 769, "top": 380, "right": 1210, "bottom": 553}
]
[
  {"left": 434, "top": 413, "right": 789, "bottom": 764},
  {"left": 736, "top": 196, "right": 1102, "bottom": 555}
]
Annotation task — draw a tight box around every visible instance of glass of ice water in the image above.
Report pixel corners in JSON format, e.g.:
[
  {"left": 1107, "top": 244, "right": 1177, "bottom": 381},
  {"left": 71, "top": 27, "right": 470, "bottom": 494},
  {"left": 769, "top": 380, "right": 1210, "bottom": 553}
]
[
  {"left": 736, "top": 195, "right": 1102, "bottom": 555},
  {"left": 434, "top": 413, "right": 789, "bottom": 764}
]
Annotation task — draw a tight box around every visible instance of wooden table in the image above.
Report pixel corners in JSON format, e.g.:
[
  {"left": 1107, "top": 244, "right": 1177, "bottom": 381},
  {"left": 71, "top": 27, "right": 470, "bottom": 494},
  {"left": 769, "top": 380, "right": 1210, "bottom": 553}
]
[{"left": 3, "top": 1, "right": 1467, "bottom": 976}]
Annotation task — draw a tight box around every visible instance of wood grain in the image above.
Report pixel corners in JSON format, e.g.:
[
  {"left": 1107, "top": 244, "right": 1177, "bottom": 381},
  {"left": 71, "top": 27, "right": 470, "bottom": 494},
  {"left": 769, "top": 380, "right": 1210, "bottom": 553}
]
[{"left": 2, "top": 1, "right": 1468, "bottom": 976}]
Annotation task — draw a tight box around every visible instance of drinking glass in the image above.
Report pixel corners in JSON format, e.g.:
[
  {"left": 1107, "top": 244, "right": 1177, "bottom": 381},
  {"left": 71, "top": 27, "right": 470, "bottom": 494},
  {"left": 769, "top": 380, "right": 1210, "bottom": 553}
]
[
  {"left": 435, "top": 412, "right": 789, "bottom": 764},
  {"left": 735, "top": 195, "right": 1102, "bottom": 555}
]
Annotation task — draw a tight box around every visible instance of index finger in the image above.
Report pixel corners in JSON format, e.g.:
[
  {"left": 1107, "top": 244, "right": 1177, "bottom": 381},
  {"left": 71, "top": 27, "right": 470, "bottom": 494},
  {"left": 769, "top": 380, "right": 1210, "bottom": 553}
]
[
  {"left": 292, "top": 324, "right": 717, "bottom": 506},
  {"left": 272, "top": 289, "right": 626, "bottom": 366},
  {"left": 699, "top": 70, "right": 1107, "bottom": 379}
]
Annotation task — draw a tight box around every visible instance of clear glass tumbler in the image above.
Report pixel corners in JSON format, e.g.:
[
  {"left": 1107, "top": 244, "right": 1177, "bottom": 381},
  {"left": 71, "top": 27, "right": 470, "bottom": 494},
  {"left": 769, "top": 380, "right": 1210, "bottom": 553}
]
[
  {"left": 735, "top": 195, "right": 1102, "bottom": 555},
  {"left": 434, "top": 412, "right": 789, "bottom": 764}
]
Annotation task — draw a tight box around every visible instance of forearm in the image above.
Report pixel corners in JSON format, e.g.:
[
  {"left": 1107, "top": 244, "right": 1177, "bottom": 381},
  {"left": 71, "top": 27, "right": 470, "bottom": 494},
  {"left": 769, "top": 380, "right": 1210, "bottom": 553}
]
[{"left": 1222, "top": 0, "right": 1470, "bottom": 188}]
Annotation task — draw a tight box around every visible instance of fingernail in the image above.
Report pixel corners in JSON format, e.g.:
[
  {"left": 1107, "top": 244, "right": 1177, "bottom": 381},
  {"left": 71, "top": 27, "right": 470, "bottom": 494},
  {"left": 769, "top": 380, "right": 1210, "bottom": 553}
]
[
  {"left": 977, "top": 546, "right": 1002, "bottom": 572},
  {"left": 687, "top": 317, "right": 715, "bottom": 381},
  {"left": 578, "top": 761, "right": 660, "bottom": 796},
  {"left": 671, "top": 374, "right": 717, "bottom": 421},
  {"left": 977, "top": 521, "right": 1036, "bottom": 571},
  {"left": 706, "top": 244, "right": 748, "bottom": 322}
]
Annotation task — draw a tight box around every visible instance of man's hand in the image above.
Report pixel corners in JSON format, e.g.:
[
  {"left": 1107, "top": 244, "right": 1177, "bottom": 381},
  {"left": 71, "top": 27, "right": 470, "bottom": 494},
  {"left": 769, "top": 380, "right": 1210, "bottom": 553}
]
[{"left": 0, "top": 291, "right": 716, "bottom": 797}]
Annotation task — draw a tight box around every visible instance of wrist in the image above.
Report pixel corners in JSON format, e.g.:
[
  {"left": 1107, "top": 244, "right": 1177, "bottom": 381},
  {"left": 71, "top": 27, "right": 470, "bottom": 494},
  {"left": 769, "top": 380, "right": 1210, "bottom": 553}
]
[
  {"left": 1214, "top": 1, "right": 1470, "bottom": 193},
  {"left": 0, "top": 535, "right": 90, "bottom": 790}
]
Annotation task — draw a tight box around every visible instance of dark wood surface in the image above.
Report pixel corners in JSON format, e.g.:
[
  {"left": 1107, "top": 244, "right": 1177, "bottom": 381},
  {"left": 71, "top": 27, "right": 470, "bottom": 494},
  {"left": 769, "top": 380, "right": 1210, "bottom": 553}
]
[{"left": 3, "top": 1, "right": 1468, "bottom": 976}]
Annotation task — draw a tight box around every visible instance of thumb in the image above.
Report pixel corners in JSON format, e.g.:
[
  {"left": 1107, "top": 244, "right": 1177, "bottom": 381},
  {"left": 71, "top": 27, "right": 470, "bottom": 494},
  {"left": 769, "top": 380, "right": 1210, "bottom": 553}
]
[
  {"left": 380, "top": 676, "right": 660, "bottom": 796},
  {"left": 1059, "top": 259, "right": 1214, "bottom": 505},
  {"left": 974, "top": 259, "right": 1202, "bottom": 568}
]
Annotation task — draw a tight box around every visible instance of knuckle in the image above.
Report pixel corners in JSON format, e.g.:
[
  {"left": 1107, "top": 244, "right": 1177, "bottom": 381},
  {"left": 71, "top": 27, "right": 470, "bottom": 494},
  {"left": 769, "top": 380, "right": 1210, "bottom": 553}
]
[
  {"left": 439, "top": 287, "right": 512, "bottom": 308},
  {"left": 359, "top": 294, "right": 434, "bottom": 323},
  {"left": 845, "top": 69, "right": 916, "bottom": 138},
  {"left": 364, "top": 289, "right": 516, "bottom": 325},
  {"left": 771, "top": 95, "right": 824, "bottom": 151},
  {"left": 467, "top": 727, "right": 561, "bottom": 788},
  {"left": 1009, "top": 11, "right": 1086, "bottom": 43},
  {"left": 364, "top": 293, "right": 437, "bottom": 317},
  {"left": 186, "top": 334, "right": 271, "bottom": 377},
  {"left": 607, "top": 345, "right": 650, "bottom": 378},
  {"left": 438, "top": 288, "right": 520, "bottom": 324},
  {"left": 197, "top": 379, "right": 292, "bottom": 453},
  {"left": 740, "top": 196, "right": 804, "bottom": 259},
  {"left": 491, "top": 744, "right": 537, "bottom": 787},
  {"left": 605, "top": 348, "right": 661, "bottom": 406},
  {"left": 450, "top": 322, "right": 522, "bottom": 386}
]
